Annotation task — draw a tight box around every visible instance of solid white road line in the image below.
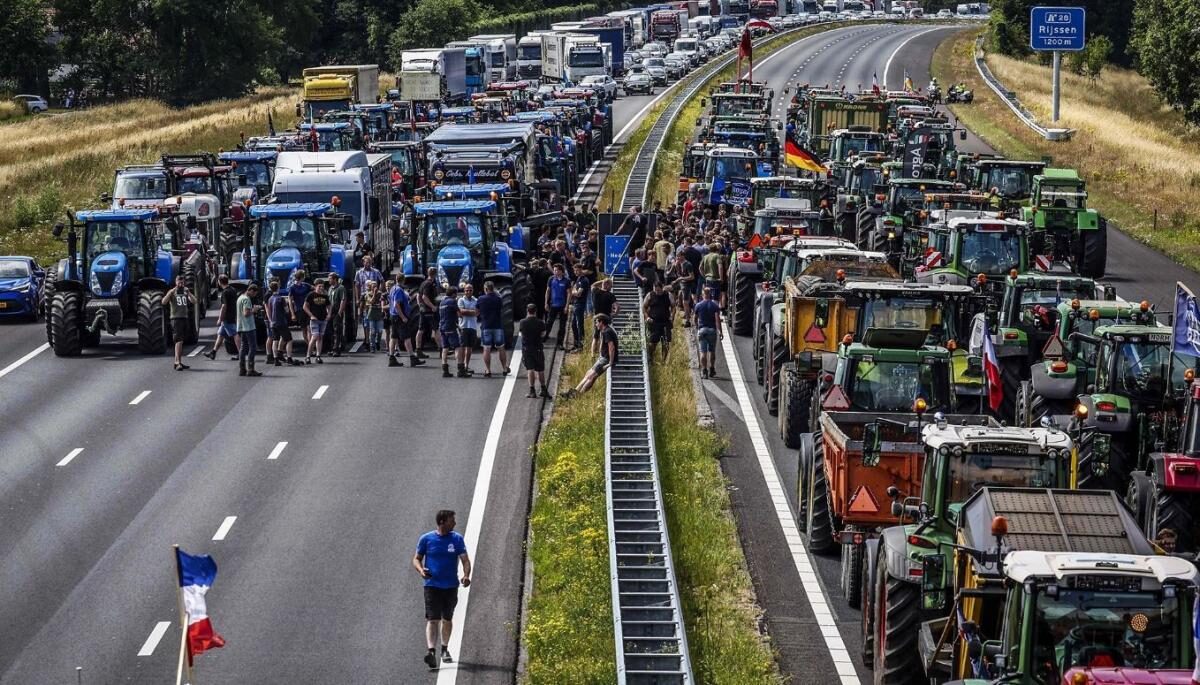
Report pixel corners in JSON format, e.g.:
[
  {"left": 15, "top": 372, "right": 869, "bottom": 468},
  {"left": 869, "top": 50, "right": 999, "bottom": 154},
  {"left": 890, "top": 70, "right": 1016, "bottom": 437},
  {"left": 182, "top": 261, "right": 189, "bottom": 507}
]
[
  {"left": 719, "top": 324, "right": 859, "bottom": 684},
  {"left": 187, "top": 345, "right": 205, "bottom": 358},
  {"left": 56, "top": 448, "right": 84, "bottom": 467},
  {"left": 266, "top": 441, "right": 288, "bottom": 461},
  {"left": 137, "top": 621, "right": 171, "bottom": 657},
  {"left": 129, "top": 390, "right": 152, "bottom": 406},
  {"left": 0, "top": 343, "right": 49, "bottom": 381},
  {"left": 312, "top": 385, "right": 329, "bottom": 400},
  {"left": 212, "top": 516, "right": 237, "bottom": 541},
  {"left": 883, "top": 27, "right": 944, "bottom": 90},
  {"left": 436, "top": 348, "right": 523, "bottom": 685}
]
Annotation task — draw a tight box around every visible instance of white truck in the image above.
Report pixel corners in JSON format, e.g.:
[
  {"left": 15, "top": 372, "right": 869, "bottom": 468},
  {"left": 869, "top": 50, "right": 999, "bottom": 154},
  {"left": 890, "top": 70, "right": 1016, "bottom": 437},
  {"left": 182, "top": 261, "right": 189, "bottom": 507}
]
[
  {"left": 468, "top": 34, "right": 518, "bottom": 82},
  {"left": 517, "top": 31, "right": 551, "bottom": 80},
  {"left": 399, "top": 48, "right": 468, "bottom": 103},
  {"left": 541, "top": 33, "right": 606, "bottom": 83},
  {"left": 607, "top": 9, "right": 648, "bottom": 48}
]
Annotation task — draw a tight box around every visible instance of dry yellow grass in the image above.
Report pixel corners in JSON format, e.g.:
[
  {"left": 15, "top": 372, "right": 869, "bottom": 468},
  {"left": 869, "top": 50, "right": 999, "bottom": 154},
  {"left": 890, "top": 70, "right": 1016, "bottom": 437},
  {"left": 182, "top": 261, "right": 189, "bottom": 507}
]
[{"left": 934, "top": 31, "right": 1200, "bottom": 269}]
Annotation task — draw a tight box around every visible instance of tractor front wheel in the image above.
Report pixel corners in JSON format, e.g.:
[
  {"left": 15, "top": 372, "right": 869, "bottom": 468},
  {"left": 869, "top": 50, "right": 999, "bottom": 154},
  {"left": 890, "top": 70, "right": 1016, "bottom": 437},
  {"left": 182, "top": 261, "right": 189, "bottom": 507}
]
[
  {"left": 782, "top": 366, "right": 813, "bottom": 448},
  {"left": 1078, "top": 220, "right": 1108, "bottom": 278},
  {"left": 731, "top": 269, "right": 756, "bottom": 336},
  {"left": 842, "top": 539, "right": 864, "bottom": 609},
  {"left": 50, "top": 291, "right": 83, "bottom": 357},
  {"left": 873, "top": 553, "right": 921, "bottom": 685},
  {"left": 137, "top": 290, "right": 168, "bottom": 354},
  {"left": 805, "top": 437, "right": 836, "bottom": 555}
]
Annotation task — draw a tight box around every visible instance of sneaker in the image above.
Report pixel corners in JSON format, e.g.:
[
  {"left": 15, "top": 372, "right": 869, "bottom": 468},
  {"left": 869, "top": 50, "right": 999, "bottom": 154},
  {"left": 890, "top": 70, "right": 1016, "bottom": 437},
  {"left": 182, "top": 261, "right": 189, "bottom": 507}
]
[
  {"left": 315, "top": 356, "right": 323, "bottom": 364},
  {"left": 266, "top": 355, "right": 276, "bottom": 365},
  {"left": 527, "top": 388, "right": 537, "bottom": 398},
  {"left": 388, "top": 355, "right": 402, "bottom": 368},
  {"left": 288, "top": 357, "right": 303, "bottom": 367},
  {"left": 274, "top": 358, "right": 283, "bottom": 367},
  {"left": 417, "top": 351, "right": 429, "bottom": 360},
  {"left": 502, "top": 367, "right": 511, "bottom": 376},
  {"left": 709, "top": 367, "right": 717, "bottom": 378},
  {"left": 701, "top": 367, "right": 709, "bottom": 378},
  {"left": 174, "top": 363, "right": 183, "bottom": 371},
  {"left": 410, "top": 357, "right": 426, "bottom": 366},
  {"left": 178, "top": 362, "right": 190, "bottom": 370},
  {"left": 540, "top": 387, "right": 553, "bottom": 399},
  {"left": 483, "top": 371, "right": 492, "bottom": 378},
  {"left": 441, "top": 648, "right": 453, "bottom": 664},
  {"left": 202, "top": 349, "right": 217, "bottom": 361},
  {"left": 304, "top": 357, "right": 311, "bottom": 365},
  {"left": 443, "top": 367, "right": 453, "bottom": 378},
  {"left": 424, "top": 650, "right": 438, "bottom": 670},
  {"left": 332, "top": 351, "right": 341, "bottom": 358}
]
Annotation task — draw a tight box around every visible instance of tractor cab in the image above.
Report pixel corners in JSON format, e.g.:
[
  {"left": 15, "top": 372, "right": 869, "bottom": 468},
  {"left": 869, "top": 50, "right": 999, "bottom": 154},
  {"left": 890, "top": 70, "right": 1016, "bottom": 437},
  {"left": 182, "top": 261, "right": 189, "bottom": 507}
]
[
  {"left": 109, "top": 165, "right": 168, "bottom": 210},
  {"left": 987, "top": 273, "right": 1108, "bottom": 366},
  {"left": 349, "top": 103, "right": 397, "bottom": 139},
  {"left": 749, "top": 198, "right": 832, "bottom": 240},
  {"left": 915, "top": 217, "right": 1029, "bottom": 297},
  {"left": 236, "top": 202, "right": 350, "bottom": 287},
  {"left": 680, "top": 142, "right": 716, "bottom": 203},
  {"left": 218, "top": 150, "right": 277, "bottom": 202},
  {"left": 972, "top": 159, "right": 1046, "bottom": 203},
  {"left": 430, "top": 183, "right": 550, "bottom": 259},
  {"left": 370, "top": 141, "right": 424, "bottom": 198},
  {"left": 1020, "top": 168, "right": 1107, "bottom": 278},
  {"left": 703, "top": 146, "right": 772, "bottom": 205},
  {"left": 750, "top": 176, "right": 830, "bottom": 213},
  {"left": 298, "top": 122, "right": 359, "bottom": 151},
  {"left": 829, "top": 341, "right": 955, "bottom": 414},
  {"left": 402, "top": 200, "right": 509, "bottom": 290},
  {"left": 828, "top": 127, "right": 887, "bottom": 165}
]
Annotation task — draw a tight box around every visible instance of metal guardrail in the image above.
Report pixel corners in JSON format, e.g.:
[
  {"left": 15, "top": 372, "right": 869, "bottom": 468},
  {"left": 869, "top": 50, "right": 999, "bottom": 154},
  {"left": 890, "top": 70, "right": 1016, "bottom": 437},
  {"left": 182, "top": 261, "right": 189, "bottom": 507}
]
[
  {"left": 972, "top": 36, "right": 1074, "bottom": 141},
  {"left": 605, "top": 277, "right": 692, "bottom": 684}
]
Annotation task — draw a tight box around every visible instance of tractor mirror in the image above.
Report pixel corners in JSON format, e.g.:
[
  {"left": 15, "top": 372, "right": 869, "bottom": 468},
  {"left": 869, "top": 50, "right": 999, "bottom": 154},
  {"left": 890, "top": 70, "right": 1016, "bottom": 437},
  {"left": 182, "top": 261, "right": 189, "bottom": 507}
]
[
  {"left": 52, "top": 223, "right": 64, "bottom": 238},
  {"left": 862, "top": 422, "right": 882, "bottom": 467},
  {"left": 1102, "top": 285, "right": 1117, "bottom": 300},
  {"left": 921, "top": 554, "right": 945, "bottom": 609},
  {"left": 983, "top": 641, "right": 1004, "bottom": 668},
  {"left": 959, "top": 129, "right": 967, "bottom": 141},
  {"left": 100, "top": 193, "right": 112, "bottom": 203},
  {"left": 814, "top": 299, "right": 829, "bottom": 327}
]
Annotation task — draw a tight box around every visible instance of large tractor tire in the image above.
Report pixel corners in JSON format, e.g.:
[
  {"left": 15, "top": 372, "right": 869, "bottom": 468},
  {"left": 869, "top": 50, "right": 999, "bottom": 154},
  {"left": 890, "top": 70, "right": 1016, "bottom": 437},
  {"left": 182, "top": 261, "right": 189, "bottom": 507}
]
[
  {"left": 860, "top": 553, "right": 875, "bottom": 665},
  {"left": 1077, "top": 430, "right": 1129, "bottom": 491},
  {"left": 873, "top": 554, "right": 922, "bottom": 684},
  {"left": 754, "top": 321, "right": 766, "bottom": 385},
  {"left": 137, "top": 290, "right": 168, "bottom": 354},
  {"left": 1126, "top": 471, "right": 1153, "bottom": 533},
  {"left": 781, "top": 365, "right": 813, "bottom": 448},
  {"left": 731, "top": 270, "right": 757, "bottom": 336},
  {"left": 805, "top": 437, "right": 837, "bottom": 555},
  {"left": 841, "top": 540, "right": 864, "bottom": 609},
  {"left": 182, "top": 260, "right": 207, "bottom": 319},
  {"left": 998, "top": 358, "right": 1023, "bottom": 423},
  {"left": 856, "top": 209, "right": 876, "bottom": 248},
  {"left": 512, "top": 269, "right": 531, "bottom": 325},
  {"left": 49, "top": 291, "right": 84, "bottom": 357},
  {"left": 867, "top": 229, "right": 889, "bottom": 254},
  {"left": 498, "top": 284, "right": 515, "bottom": 348},
  {"left": 1078, "top": 220, "right": 1108, "bottom": 279},
  {"left": 764, "top": 325, "right": 787, "bottom": 415},
  {"left": 43, "top": 273, "right": 57, "bottom": 346},
  {"left": 1150, "top": 474, "right": 1198, "bottom": 553}
]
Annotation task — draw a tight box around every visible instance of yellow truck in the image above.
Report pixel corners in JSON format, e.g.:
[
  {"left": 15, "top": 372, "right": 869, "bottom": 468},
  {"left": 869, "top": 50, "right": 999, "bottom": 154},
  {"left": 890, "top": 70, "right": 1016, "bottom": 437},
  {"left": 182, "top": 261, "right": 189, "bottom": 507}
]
[{"left": 299, "top": 65, "right": 380, "bottom": 121}]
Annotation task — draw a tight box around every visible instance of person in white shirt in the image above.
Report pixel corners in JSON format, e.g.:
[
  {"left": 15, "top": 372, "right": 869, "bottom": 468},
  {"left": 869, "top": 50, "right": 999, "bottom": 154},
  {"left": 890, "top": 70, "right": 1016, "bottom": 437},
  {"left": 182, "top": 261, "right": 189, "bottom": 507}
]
[{"left": 457, "top": 284, "right": 480, "bottom": 375}]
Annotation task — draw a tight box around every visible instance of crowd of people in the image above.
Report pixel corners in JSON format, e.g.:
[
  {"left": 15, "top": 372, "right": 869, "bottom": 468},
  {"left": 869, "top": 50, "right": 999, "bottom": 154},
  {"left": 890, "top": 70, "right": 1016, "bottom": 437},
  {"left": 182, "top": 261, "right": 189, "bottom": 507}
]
[{"left": 186, "top": 197, "right": 737, "bottom": 388}]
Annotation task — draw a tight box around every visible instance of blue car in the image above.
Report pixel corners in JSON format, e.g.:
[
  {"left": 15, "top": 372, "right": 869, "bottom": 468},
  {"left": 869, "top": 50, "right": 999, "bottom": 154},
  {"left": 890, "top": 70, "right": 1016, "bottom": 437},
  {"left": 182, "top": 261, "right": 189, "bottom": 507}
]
[{"left": 0, "top": 256, "right": 45, "bottom": 321}]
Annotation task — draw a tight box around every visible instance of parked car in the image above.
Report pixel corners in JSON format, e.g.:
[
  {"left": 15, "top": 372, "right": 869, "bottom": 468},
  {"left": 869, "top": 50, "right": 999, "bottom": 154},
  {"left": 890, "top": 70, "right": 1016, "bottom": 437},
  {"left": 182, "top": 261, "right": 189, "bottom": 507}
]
[
  {"left": 581, "top": 75, "right": 619, "bottom": 100},
  {"left": 0, "top": 256, "right": 45, "bottom": 321},
  {"left": 937, "top": 8, "right": 953, "bottom": 17},
  {"left": 13, "top": 95, "right": 48, "bottom": 114},
  {"left": 623, "top": 71, "right": 654, "bottom": 95}
]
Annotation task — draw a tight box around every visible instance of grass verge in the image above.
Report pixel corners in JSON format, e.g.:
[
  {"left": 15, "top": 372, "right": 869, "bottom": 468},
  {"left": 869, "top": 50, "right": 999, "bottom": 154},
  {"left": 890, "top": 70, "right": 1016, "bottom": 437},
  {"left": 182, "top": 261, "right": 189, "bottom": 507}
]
[
  {"left": 522, "top": 345, "right": 616, "bottom": 684},
  {"left": 933, "top": 30, "right": 1200, "bottom": 271},
  {"left": 0, "top": 88, "right": 294, "bottom": 264},
  {"left": 601, "top": 22, "right": 855, "bottom": 213},
  {"left": 650, "top": 321, "right": 781, "bottom": 683}
]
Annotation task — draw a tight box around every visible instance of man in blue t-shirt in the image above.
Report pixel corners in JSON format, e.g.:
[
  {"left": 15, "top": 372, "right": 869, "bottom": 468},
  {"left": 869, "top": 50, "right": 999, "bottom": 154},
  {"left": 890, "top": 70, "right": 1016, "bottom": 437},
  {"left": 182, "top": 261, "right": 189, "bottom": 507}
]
[
  {"left": 387, "top": 283, "right": 425, "bottom": 368},
  {"left": 543, "top": 264, "right": 571, "bottom": 349},
  {"left": 476, "top": 280, "right": 510, "bottom": 377},
  {"left": 413, "top": 509, "right": 472, "bottom": 669},
  {"left": 694, "top": 286, "right": 723, "bottom": 379}
]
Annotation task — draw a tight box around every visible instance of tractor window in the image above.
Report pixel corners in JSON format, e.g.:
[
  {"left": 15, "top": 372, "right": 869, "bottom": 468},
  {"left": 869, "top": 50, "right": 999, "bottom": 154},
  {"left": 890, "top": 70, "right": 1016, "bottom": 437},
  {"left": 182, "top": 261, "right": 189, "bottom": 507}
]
[
  {"left": 175, "top": 176, "right": 213, "bottom": 195},
  {"left": 115, "top": 174, "right": 167, "bottom": 200},
  {"left": 861, "top": 297, "right": 940, "bottom": 331},
  {"left": 261, "top": 217, "right": 318, "bottom": 252},
  {"left": 1038, "top": 188, "right": 1086, "bottom": 209},
  {"left": 1112, "top": 342, "right": 1188, "bottom": 399},
  {"left": 849, "top": 359, "right": 949, "bottom": 412},
  {"left": 86, "top": 221, "right": 146, "bottom": 260},
  {"left": 388, "top": 151, "right": 416, "bottom": 177},
  {"left": 1018, "top": 290, "right": 1080, "bottom": 330},
  {"left": 945, "top": 452, "right": 1059, "bottom": 507},
  {"left": 425, "top": 214, "right": 484, "bottom": 251},
  {"left": 956, "top": 230, "right": 1021, "bottom": 276},
  {"left": 888, "top": 185, "right": 926, "bottom": 212},
  {"left": 1031, "top": 590, "right": 1180, "bottom": 680},
  {"left": 236, "top": 163, "right": 271, "bottom": 189},
  {"left": 851, "top": 167, "right": 882, "bottom": 193},
  {"left": 706, "top": 156, "right": 752, "bottom": 182},
  {"left": 982, "top": 167, "right": 1035, "bottom": 198}
]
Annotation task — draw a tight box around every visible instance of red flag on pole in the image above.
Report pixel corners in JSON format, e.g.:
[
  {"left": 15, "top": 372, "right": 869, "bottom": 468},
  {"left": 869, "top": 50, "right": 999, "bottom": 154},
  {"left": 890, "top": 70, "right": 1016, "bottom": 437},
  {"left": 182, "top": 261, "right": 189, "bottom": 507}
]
[{"left": 739, "top": 29, "right": 752, "bottom": 61}]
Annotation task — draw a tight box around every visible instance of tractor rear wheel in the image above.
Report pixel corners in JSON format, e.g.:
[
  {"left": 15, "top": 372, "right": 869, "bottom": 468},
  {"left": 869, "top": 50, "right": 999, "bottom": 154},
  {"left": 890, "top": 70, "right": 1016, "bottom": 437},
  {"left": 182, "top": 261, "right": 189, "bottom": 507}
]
[
  {"left": 805, "top": 437, "right": 836, "bottom": 555},
  {"left": 498, "top": 284, "right": 515, "bottom": 348},
  {"left": 868, "top": 228, "right": 889, "bottom": 254},
  {"left": 754, "top": 322, "right": 765, "bottom": 385},
  {"left": 512, "top": 269, "right": 531, "bottom": 327},
  {"left": 1078, "top": 220, "right": 1108, "bottom": 278},
  {"left": 765, "top": 326, "right": 786, "bottom": 415},
  {"left": 50, "top": 291, "right": 83, "bottom": 357},
  {"left": 1077, "top": 430, "right": 1129, "bottom": 490},
  {"left": 731, "top": 270, "right": 756, "bottom": 336},
  {"left": 856, "top": 209, "right": 876, "bottom": 248},
  {"left": 998, "top": 358, "right": 1022, "bottom": 422},
  {"left": 1150, "top": 473, "right": 1198, "bottom": 553},
  {"left": 782, "top": 366, "right": 813, "bottom": 448},
  {"left": 861, "top": 549, "right": 875, "bottom": 665},
  {"left": 43, "top": 273, "right": 57, "bottom": 346},
  {"left": 873, "top": 554, "right": 921, "bottom": 685},
  {"left": 137, "top": 290, "right": 168, "bottom": 354},
  {"left": 842, "top": 539, "right": 864, "bottom": 609}
]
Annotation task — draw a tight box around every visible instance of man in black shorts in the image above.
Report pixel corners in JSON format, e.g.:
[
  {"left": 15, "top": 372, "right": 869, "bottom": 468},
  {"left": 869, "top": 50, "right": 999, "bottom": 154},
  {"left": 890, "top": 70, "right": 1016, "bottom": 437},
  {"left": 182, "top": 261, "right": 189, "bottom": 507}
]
[
  {"left": 518, "top": 303, "right": 549, "bottom": 398},
  {"left": 162, "top": 275, "right": 195, "bottom": 371},
  {"left": 642, "top": 279, "right": 674, "bottom": 362},
  {"left": 412, "top": 510, "right": 471, "bottom": 670},
  {"left": 590, "top": 278, "right": 619, "bottom": 355},
  {"left": 416, "top": 267, "right": 439, "bottom": 354},
  {"left": 569, "top": 313, "right": 618, "bottom": 396}
]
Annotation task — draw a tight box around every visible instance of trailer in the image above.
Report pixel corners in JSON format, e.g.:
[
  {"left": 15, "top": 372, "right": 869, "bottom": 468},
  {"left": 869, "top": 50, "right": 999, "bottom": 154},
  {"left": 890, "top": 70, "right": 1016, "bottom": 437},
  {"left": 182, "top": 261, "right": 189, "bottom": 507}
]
[
  {"left": 444, "top": 41, "right": 488, "bottom": 96},
  {"left": 300, "top": 65, "right": 380, "bottom": 121},
  {"left": 651, "top": 9, "right": 684, "bottom": 42},
  {"left": 399, "top": 48, "right": 468, "bottom": 103},
  {"left": 574, "top": 26, "right": 626, "bottom": 76},
  {"left": 541, "top": 33, "right": 605, "bottom": 83}
]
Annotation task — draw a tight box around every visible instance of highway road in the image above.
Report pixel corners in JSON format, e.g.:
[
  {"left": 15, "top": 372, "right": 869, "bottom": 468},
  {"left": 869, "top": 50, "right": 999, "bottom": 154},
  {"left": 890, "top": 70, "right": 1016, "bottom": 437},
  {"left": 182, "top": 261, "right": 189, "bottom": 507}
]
[{"left": 0, "top": 76, "right": 680, "bottom": 685}]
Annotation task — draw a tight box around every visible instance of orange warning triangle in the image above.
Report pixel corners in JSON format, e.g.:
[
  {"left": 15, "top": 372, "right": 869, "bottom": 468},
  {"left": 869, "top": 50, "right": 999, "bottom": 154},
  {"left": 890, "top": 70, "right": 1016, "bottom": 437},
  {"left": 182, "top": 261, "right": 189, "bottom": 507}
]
[
  {"left": 747, "top": 233, "right": 763, "bottom": 249},
  {"left": 804, "top": 324, "right": 826, "bottom": 343},
  {"left": 823, "top": 385, "right": 850, "bottom": 410},
  {"left": 1042, "top": 335, "right": 1065, "bottom": 359},
  {"left": 848, "top": 485, "right": 880, "bottom": 514}
]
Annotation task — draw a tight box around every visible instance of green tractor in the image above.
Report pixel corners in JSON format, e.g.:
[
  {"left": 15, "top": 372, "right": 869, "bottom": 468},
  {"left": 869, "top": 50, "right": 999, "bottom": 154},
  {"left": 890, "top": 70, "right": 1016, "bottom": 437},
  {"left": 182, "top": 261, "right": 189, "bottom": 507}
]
[
  {"left": 967, "top": 158, "right": 1046, "bottom": 205},
  {"left": 856, "top": 177, "right": 960, "bottom": 255},
  {"left": 911, "top": 216, "right": 1030, "bottom": 303},
  {"left": 862, "top": 425, "right": 1075, "bottom": 683},
  {"left": 1019, "top": 169, "right": 1107, "bottom": 278}
]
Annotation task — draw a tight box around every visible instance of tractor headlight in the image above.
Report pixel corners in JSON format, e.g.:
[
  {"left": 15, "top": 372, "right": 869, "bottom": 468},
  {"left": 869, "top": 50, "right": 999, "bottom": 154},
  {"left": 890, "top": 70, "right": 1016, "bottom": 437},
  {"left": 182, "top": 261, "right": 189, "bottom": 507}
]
[
  {"left": 13, "top": 282, "right": 30, "bottom": 292},
  {"left": 111, "top": 270, "right": 124, "bottom": 294},
  {"left": 90, "top": 271, "right": 102, "bottom": 295}
]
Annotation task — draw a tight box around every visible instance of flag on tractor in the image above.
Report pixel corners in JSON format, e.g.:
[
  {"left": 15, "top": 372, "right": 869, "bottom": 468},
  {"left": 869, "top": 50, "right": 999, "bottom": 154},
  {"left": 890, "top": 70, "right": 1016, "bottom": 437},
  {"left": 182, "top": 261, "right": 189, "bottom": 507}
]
[
  {"left": 784, "top": 137, "right": 827, "bottom": 174},
  {"left": 871, "top": 71, "right": 881, "bottom": 96},
  {"left": 983, "top": 329, "right": 1003, "bottom": 412}
]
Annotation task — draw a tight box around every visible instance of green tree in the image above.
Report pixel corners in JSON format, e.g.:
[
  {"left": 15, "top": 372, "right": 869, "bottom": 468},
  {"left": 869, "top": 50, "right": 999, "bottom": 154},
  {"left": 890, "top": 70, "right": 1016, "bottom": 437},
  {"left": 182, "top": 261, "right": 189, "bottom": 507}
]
[
  {"left": 1066, "top": 34, "right": 1112, "bottom": 81},
  {"left": 388, "top": 0, "right": 490, "bottom": 57},
  {"left": 0, "top": 0, "right": 54, "bottom": 93},
  {"left": 53, "top": 0, "right": 159, "bottom": 99},
  {"left": 1131, "top": 0, "right": 1200, "bottom": 125}
]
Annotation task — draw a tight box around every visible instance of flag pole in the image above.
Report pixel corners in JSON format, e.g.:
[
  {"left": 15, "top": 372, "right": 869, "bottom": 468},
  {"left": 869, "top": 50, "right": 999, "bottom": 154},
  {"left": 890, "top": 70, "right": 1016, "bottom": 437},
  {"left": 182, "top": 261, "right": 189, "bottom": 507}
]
[{"left": 172, "top": 545, "right": 193, "bottom": 685}]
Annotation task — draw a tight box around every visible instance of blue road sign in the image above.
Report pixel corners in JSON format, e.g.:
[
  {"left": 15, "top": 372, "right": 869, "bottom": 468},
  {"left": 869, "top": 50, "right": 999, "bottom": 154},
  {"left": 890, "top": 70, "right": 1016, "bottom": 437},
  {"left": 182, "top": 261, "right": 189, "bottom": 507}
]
[{"left": 1030, "top": 7, "right": 1086, "bottom": 52}]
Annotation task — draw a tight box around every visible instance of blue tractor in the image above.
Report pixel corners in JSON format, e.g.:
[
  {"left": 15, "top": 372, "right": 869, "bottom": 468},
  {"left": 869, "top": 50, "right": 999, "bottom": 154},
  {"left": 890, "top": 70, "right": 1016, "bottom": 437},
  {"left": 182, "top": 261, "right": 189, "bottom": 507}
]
[
  {"left": 217, "top": 150, "right": 277, "bottom": 204},
  {"left": 401, "top": 200, "right": 530, "bottom": 344},
  {"left": 430, "top": 182, "right": 569, "bottom": 264},
  {"left": 45, "top": 208, "right": 185, "bottom": 356},
  {"left": 230, "top": 202, "right": 358, "bottom": 343}
]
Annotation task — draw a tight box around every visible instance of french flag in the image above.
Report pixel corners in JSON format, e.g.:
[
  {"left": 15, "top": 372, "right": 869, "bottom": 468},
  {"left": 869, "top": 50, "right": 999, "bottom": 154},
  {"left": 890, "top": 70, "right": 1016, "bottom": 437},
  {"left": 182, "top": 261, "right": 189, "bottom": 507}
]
[
  {"left": 983, "top": 328, "right": 1003, "bottom": 413},
  {"left": 871, "top": 71, "right": 881, "bottom": 97},
  {"left": 177, "top": 548, "right": 225, "bottom": 663}
]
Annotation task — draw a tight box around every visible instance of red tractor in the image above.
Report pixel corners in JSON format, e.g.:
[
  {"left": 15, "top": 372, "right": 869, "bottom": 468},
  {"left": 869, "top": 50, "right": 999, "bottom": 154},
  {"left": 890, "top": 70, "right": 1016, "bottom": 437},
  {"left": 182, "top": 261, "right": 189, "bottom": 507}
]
[{"left": 1127, "top": 374, "right": 1200, "bottom": 554}]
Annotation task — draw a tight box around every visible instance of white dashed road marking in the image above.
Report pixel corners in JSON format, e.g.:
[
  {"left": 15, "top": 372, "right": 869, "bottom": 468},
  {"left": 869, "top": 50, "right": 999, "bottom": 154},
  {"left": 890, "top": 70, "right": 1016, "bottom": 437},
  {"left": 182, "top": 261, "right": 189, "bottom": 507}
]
[
  {"left": 129, "top": 390, "right": 152, "bottom": 406},
  {"left": 212, "top": 516, "right": 237, "bottom": 541},
  {"left": 312, "top": 385, "right": 329, "bottom": 400},
  {"left": 267, "top": 441, "right": 288, "bottom": 461},
  {"left": 56, "top": 448, "right": 84, "bottom": 467},
  {"left": 137, "top": 622, "right": 171, "bottom": 657}
]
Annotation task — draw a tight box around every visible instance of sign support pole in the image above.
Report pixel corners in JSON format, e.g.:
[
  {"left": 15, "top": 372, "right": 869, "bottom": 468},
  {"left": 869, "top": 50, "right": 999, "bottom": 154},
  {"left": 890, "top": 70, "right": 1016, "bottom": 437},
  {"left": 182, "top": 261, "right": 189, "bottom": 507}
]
[{"left": 1051, "top": 50, "right": 1061, "bottom": 123}]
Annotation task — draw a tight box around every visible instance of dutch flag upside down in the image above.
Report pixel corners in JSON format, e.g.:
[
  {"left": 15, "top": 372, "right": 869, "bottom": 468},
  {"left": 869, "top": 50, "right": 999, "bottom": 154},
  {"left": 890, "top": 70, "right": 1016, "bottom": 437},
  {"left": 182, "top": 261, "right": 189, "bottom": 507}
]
[{"left": 177, "top": 548, "right": 225, "bottom": 663}]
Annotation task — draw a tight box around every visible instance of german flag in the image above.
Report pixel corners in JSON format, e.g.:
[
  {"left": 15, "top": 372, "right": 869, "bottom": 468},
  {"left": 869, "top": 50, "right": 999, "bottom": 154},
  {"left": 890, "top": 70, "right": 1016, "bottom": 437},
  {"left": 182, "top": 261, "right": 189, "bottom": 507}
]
[{"left": 785, "top": 138, "right": 827, "bottom": 174}]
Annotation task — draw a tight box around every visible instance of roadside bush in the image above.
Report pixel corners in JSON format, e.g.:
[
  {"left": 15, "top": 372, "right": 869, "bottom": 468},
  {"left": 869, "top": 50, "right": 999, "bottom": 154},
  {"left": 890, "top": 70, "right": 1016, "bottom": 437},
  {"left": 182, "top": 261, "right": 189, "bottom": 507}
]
[{"left": 0, "top": 101, "right": 24, "bottom": 120}]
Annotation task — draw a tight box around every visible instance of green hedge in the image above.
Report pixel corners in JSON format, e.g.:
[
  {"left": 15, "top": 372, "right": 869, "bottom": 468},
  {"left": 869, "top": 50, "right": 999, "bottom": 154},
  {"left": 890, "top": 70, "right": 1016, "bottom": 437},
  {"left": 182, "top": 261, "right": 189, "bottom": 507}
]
[{"left": 471, "top": 4, "right": 602, "bottom": 37}]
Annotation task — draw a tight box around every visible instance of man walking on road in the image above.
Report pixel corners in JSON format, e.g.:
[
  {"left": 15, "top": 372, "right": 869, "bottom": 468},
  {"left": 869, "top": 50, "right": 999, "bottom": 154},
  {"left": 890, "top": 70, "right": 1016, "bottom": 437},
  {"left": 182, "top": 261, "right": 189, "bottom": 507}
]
[
  {"left": 387, "top": 280, "right": 423, "bottom": 367},
  {"left": 700, "top": 244, "right": 726, "bottom": 310},
  {"left": 413, "top": 510, "right": 471, "bottom": 670},
  {"left": 519, "top": 303, "right": 549, "bottom": 398},
  {"left": 237, "top": 283, "right": 262, "bottom": 377},
  {"left": 439, "top": 286, "right": 462, "bottom": 378},
  {"left": 203, "top": 274, "right": 237, "bottom": 361},
  {"left": 694, "top": 287, "right": 723, "bottom": 378},
  {"left": 163, "top": 275, "right": 195, "bottom": 371},
  {"left": 303, "top": 280, "right": 330, "bottom": 364},
  {"left": 643, "top": 279, "right": 674, "bottom": 363},
  {"left": 477, "top": 281, "right": 509, "bottom": 377}
]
